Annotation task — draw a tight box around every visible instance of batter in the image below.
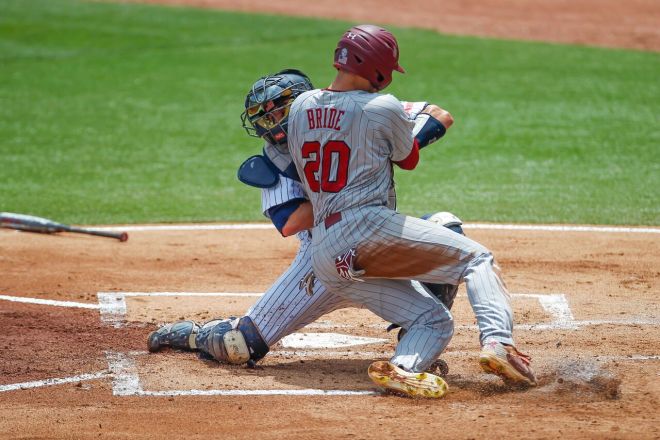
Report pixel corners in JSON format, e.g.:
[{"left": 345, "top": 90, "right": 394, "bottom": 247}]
[{"left": 288, "top": 25, "right": 537, "bottom": 395}]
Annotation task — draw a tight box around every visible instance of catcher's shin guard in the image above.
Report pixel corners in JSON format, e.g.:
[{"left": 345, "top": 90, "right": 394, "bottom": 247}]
[
  {"left": 368, "top": 361, "right": 448, "bottom": 399},
  {"left": 424, "top": 283, "right": 459, "bottom": 310},
  {"left": 419, "top": 211, "right": 464, "bottom": 311},
  {"left": 147, "top": 320, "right": 200, "bottom": 353},
  {"left": 386, "top": 284, "right": 458, "bottom": 341},
  {"left": 195, "top": 316, "right": 269, "bottom": 365}
]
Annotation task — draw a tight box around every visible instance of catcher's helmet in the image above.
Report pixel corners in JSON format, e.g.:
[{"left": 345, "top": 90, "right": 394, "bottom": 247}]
[
  {"left": 241, "top": 69, "right": 314, "bottom": 146},
  {"left": 333, "top": 24, "right": 405, "bottom": 91}
]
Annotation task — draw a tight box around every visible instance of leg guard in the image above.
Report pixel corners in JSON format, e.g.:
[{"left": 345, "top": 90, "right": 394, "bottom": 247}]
[
  {"left": 195, "top": 316, "right": 269, "bottom": 365},
  {"left": 422, "top": 211, "right": 465, "bottom": 310},
  {"left": 147, "top": 320, "right": 200, "bottom": 353},
  {"left": 424, "top": 284, "right": 459, "bottom": 310}
]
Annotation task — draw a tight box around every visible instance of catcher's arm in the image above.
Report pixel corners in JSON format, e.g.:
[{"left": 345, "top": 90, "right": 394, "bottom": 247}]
[{"left": 280, "top": 201, "right": 313, "bottom": 237}]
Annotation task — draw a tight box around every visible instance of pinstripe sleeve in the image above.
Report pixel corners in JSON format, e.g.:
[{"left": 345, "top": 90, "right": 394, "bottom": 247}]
[
  {"left": 261, "top": 175, "right": 306, "bottom": 218},
  {"left": 400, "top": 101, "right": 429, "bottom": 120},
  {"left": 371, "top": 94, "right": 415, "bottom": 162}
]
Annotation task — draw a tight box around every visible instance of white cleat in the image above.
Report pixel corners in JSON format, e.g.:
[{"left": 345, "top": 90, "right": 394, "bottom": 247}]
[{"left": 479, "top": 340, "right": 537, "bottom": 387}]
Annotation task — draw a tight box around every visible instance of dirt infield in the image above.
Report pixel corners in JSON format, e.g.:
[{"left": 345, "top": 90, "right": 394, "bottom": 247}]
[
  {"left": 1, "top": 2, "right": 658, "bottom": 438},
  {"left": 128, "top": 0, "right": 660, "bottom": 51},
  {"left": 1, "top": 225, "right": 659, "bottom": 439}
]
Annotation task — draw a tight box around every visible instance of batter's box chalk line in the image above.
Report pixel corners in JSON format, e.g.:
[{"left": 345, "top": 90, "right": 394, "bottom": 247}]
[
  {"left": 1, "top": 292, "right": 658, "bottom": 396},
  {"left": 2, "top": 350, "right": 658, "bottom": 395},
  {"left": 94, "top": 291, "right": 659, "bottom": 398},
  {"left": 104, "top": 351, "right": 376, "bottom": 397},
  {"left": 91, "top": 222, "right": 660, "bottom": 234},
  {"left": 0, "top": 371, "right": 111, "bottom": 393},
  {"left": 97, "top": 290, "right": 659, "bottom": 331}
]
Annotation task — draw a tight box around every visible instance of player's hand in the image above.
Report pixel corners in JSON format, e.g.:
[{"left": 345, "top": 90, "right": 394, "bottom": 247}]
[
  {"left": 421, "top": 104, "right": 453, "bottom": 129},
  {"left": 413, "top": 105, "right": 453, "bottom": 149}
]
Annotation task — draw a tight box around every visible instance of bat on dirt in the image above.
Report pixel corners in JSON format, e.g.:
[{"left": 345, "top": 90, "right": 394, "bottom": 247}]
[{"left": 0, "top": 212, "right": 128, "bottom": 242}]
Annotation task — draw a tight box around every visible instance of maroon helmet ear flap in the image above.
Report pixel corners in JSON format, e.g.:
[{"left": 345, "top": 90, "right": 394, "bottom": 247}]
[{"left": 333, "top": 24, "right": 404, "bottom": 91}]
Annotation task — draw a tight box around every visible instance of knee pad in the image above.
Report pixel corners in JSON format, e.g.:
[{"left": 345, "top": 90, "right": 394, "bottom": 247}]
[{"left": 195, "top": 316, "right": 269, "bottom": 365}]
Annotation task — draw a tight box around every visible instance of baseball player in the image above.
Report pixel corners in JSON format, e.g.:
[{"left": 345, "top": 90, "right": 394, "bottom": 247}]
[
  {"left": 287, "top": 25, "right": 538, "bottom": 397},
  {"left": 148, "top": 69, "right": 462, "bottom": 382}
]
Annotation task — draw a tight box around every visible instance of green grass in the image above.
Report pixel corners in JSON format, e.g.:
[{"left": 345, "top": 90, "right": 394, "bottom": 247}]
[{"left": 1, "top": 0, "right": 658, "bottom": 225}]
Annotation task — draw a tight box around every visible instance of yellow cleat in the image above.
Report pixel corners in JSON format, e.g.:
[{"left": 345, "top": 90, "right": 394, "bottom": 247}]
[{"left": 368, "top": 361, "right": 449, "bottom": 399}]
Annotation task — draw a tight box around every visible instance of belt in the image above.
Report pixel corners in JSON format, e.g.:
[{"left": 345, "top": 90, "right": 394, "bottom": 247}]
[{"left": 324, "top": 212, "right": 342, "bottom": 229}]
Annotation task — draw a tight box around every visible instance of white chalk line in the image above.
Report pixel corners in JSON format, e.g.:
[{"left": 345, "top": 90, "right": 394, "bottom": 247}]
[
  {"left": 279, "top": 333, "right": 388, "bottom": 349},
  {"left": 4, "top": 351, "right": 657, "bottom": 394},
  {"left": 96, "top": 291, "right": 660, "bottom": 330},
  {"left": 120, "top": 349, "right": 660, "bottom": 362},
  {"left": 104, "top": 351, "right": 375, "bottom": 397},
  {"left": 0, "top": 371, "right": 110, "bottom": 393},
  {"left": 105, "top": 291, "right": 264, "bottom": 298},
  {"left": 270, "top": 351, "right": 660, "bottom": 362},
  {"left": 1, "top": 292, "right": 656, "bottom": 331},
  {"left": 89, "top": 222, "right": 660, "bottom": 234},
  {"left": 0, "top": 294, "right": 99, "bottom": 309},
  {"left": 105, "top": 348, "right": 659, "bottom": 398},
  {"left": 137, "top": 389, "right": 377, "bottom": 397},
  {"left": 94, "top": 224, "right": 274, "bottom": 232},
  {"left": 99, "top": 291, "right": 570, "bottom": 329},
  {"left": 96, "top": 292, "right": 263, "bottom": 328},
  {"left": 2, "top": 292, "right": 657, "bottom": 396},
  {"left": 467, "top": 223, "right": 659, "bottom": 234}
]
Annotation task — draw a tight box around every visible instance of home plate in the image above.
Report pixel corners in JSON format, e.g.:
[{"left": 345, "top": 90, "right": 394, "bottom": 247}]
[{"left": 280, "top": 332, "right": 387, "bottom": 349}]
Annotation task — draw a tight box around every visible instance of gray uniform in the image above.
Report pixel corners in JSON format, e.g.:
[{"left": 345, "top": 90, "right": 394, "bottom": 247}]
[{"left": 289, "top": 89, "right": 515, "bottom": 373}]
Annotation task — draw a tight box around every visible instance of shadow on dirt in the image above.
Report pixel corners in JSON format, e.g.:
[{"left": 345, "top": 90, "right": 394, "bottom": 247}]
[{"left": 146, "top": 351, "right": 621, "bottom": 402}]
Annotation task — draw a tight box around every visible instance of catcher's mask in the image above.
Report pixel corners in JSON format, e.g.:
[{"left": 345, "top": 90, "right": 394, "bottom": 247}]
[{"left": 241, "top": 69, "right": 314, "bottom": 146}]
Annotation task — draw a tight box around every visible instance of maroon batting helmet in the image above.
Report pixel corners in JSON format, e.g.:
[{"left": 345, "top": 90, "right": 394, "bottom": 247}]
[{"left": 333, "top": 24, "right": 405, "bottom": 91}]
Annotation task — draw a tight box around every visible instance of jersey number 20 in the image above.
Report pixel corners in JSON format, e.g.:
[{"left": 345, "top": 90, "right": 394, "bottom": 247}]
[{"left": 301, "top": 140, "right": 350, "bottom": 193}]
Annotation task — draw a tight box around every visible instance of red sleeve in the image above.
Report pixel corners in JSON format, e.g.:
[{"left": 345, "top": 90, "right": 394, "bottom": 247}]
[{"left": 393, "top": 139, "right": 420, "bottom": 170}]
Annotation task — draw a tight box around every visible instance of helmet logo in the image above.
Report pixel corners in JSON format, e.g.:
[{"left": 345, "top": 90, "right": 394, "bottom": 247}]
[
  {"left": 337, "top": 47, "right": 348, "bottom": 65},
  {"left": 346, "top": 32, "right": 358, "bottom": 40}
]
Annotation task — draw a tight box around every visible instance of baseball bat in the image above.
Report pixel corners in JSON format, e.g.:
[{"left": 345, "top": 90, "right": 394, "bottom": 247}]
[{"left": 0, "top": 212, "right": 128, "bottom": 242}]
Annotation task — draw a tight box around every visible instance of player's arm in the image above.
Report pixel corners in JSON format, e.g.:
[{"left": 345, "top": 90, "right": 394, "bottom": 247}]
[
  {"left": 400, "top": 101, "right": 453, "bottom": 148},
  {"left": 415, "top": 104, "right": 453, "bottom": 148},
  {"left": 269, "top": 200, "right": 314, "bottom": 237},
  {"left": 238, "top": 153, "right": 313, "bottom": 237},
  {"left": 381, "top": 96, "right": 420, "bottom": 170},
  {"left": 391, "top": 102, "right": 453, "bottom": 170},
  {"left": 393, "top": 142, "right": 419, "bottom": 170}
]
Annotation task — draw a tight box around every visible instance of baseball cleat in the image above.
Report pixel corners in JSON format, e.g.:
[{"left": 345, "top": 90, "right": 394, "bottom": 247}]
[
  {"left": 368, "top": 361, "right": 449, "bottom": 398},
  {"left": 427, "top": 358, "right": 449, "bottom": 377},
  {"left": 479, "top": 340, "right": 537, "bottom": 386},
  {"left": 147, "top": 320, "right": 200, "bottom": 353}
]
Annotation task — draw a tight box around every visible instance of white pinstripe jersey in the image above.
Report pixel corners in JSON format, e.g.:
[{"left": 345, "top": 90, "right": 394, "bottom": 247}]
[
  {"left": 260, "top": 174, "right": 305, "bottom": 217},
  {"left": 288, "top": 90, "right": 415, "bottom": 225},
  {"left": 259, "top": 142, "right": 310, "bottom": 242}
]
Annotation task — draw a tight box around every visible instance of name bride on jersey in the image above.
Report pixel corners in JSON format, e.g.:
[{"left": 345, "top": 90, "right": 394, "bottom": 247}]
[{"left": 306, "top": 107, "right": 345, "bottom": 131}]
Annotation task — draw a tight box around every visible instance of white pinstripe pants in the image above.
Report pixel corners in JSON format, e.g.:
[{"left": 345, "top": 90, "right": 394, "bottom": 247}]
[
  {"left": 311, "top": 205, "right": 515, "bottom": 372},
  {"left": 246, "top": 234, "right": 355, "bottom": 347}
]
